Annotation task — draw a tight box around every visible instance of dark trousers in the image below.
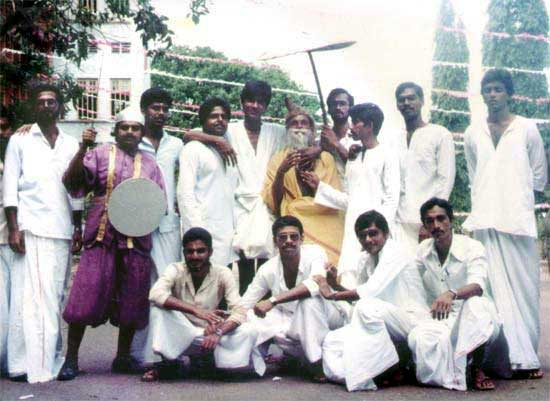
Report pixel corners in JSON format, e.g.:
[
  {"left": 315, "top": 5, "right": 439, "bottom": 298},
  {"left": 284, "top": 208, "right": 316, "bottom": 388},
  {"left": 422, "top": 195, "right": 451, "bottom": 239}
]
[{"left": 237, "top": 251, "right": 267, "bottom": 295}]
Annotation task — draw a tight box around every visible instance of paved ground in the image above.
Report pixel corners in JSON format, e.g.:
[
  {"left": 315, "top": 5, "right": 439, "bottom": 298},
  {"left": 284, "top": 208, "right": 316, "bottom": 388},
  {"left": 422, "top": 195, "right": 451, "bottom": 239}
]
[{"left": 1, "top": 268, "right": 549, "bottom": 401}]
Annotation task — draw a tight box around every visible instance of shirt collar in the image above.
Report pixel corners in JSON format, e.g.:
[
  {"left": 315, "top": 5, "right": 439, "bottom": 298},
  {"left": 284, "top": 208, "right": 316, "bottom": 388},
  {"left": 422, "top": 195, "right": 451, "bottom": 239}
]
[
  {"left": 182, "top": 263, "right": 215, "bottom": 295},
  {"left": 422, "top": 233, "right": 466, "bottom": 263}
]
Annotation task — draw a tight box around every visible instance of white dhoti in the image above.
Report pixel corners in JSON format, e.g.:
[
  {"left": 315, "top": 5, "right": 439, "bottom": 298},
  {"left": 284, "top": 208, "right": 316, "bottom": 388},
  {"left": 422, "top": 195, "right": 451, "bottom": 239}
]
[
  {"left": 286, "top": 297, "right": 347, "bottom": 363},
  {"left": 131, "top": 228, "right": 182, "bottom": 364},
  {"left": 145, "top": 306, "right": 265, "bottom": 375},
  {"left": 473, "top": 229, "right": 540, "bottom": 371},
  {"left": 0, "top": 244, "right": 15, "bottom": 375},
  {"left": 408, "top": 296, "right": 500, "bottom": 391},
  {"left": 392, "top": 222, "right": 421, "bottom": 256},
  {"left": 322, "top": 298, "right": 424, "bottom": 391},
  {"left": 7, "top": 232, "right": 70, "bottom": 383}
]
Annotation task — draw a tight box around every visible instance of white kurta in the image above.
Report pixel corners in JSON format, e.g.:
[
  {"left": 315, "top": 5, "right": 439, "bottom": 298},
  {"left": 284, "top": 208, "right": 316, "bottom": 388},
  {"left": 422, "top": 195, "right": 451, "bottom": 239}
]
[
  {"left": 239, "top": 244, "right": 327, "bottom": 356},
  {"left": 227, "top": 121, "right": 286, "bottom": 259},
  {"left": 321, "top": 239, "right": 429, "bottom": 391},
  {"left": 3, "top": 125, "right": 79, "bottom": 383},
  {"left": 408, "top": 235, "right": 500, "bottom": 391},
  {"left": 314, "top": 143, "right": 400, "bottom": 272},
  {"left": 132, "top": 132, "right": 184, "bottom": 364},
  {"left": 463, "top": 116, "right": 547, "bottom": 371},
  {"left": 177, "top": 140, "right": 239, "bottom": 266},
  {"left": 392, "top": 124, "right": 456, "bottom": 254}
]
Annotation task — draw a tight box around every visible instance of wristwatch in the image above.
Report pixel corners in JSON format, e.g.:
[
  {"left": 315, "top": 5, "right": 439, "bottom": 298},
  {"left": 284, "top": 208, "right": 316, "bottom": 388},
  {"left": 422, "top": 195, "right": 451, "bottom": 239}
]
[
  {"left": 269, "top": 296, "right": 278, "bottom": 305},
  {"left": 215, "top": 328, "right": 223, "bottom": 337},
  {"left": 448, "top": 288, "right": 458, "bottom": 300}
]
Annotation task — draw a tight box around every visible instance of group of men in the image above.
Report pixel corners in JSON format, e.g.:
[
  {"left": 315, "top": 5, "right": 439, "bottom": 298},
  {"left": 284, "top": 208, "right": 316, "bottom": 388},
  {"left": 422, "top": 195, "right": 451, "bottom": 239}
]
[{"left": 0, "top": 67, "right": 547, "bottom": 393}]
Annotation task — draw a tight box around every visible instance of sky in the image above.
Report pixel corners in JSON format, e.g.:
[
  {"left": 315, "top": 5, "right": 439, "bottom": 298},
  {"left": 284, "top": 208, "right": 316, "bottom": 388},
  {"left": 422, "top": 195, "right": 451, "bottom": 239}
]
[{"left": 152, "top": 0, "right": 549, "bottom": 132}]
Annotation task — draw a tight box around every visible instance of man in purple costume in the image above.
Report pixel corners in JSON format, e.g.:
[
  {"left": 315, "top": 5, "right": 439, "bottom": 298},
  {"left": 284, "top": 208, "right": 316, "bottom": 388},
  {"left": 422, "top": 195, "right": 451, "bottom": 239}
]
[{"left": 58, "top": 107, "right": 165, "bottom": 381}]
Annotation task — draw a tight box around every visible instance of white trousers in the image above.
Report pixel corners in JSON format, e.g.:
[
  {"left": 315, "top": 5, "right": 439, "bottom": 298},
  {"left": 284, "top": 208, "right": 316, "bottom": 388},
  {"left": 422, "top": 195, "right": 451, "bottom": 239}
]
[
  {"left": 7, "top": 232, "right": 71, "bottom": 383},
  {"left": 0, "top": 244, "right": 15, "bottom": 375},
  {"left": 474, "top": 229, "right": 540, "bottom": 371},
  {"left": 322, "top": 298, "right": 425, "bottom": 391},
  {"left": 392, "top": 222, "right": 421, "bottom": 257},
  {"left": 131, "top": 229, "right": 182, "bottom": 364},
  {"left": 145, "top": 306, "right": 265, "bottom": 375},
  {"left": 408, "top": 296, "right": 500, "bottom": 391},
  {"left": 286, "top": 297, "right": 347, "bottom": 363}
]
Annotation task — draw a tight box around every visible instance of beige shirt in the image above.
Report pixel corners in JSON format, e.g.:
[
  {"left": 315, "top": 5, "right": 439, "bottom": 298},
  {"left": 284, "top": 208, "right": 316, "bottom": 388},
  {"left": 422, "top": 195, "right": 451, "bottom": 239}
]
[{"left": 149, "top": 262, "right": 245, "bottom": 327}]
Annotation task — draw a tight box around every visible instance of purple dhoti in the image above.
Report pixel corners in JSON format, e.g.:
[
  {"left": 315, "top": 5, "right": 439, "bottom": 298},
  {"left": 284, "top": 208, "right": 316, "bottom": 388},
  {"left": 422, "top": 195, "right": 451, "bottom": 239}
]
[{"left": 63, "top": 143, "right": 165, "bottom": 329}]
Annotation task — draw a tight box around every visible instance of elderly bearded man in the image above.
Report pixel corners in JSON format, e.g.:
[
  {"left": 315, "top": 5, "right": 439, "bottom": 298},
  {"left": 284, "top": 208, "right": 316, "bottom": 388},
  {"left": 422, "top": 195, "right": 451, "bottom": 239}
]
[
  {"left": 262, "top": 101, "right": 344, "bottom": 265},
  {"left": 408, "top": 198, "right": 501, "bottom": 391},
  {"left": 141, "top": 227, "right": 264, "bottom": 382},
  {"left": 58, "top": 107, "right": 165, "bottom": 381}
]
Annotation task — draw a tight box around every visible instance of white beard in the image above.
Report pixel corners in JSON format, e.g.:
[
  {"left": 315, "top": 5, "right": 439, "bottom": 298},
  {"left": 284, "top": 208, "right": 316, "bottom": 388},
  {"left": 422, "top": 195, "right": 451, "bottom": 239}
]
[{"left": 286, "top": 128, "right": 313, "bottom": 149}]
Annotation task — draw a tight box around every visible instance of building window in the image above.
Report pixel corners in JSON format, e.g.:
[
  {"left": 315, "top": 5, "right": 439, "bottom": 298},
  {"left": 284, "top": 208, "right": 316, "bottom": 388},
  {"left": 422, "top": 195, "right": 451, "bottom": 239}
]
[
  {"left": 79, "top": 0, "right": 97, "bottom": 13},
  {"left": 111, "top": 41, "right": 131, "bottom": 53},
  {"left": 77, "top": 79, "right": 98, "bottom": 120},
  {"left": 111, "top": 79, "right": 130, "bottom": 118}
]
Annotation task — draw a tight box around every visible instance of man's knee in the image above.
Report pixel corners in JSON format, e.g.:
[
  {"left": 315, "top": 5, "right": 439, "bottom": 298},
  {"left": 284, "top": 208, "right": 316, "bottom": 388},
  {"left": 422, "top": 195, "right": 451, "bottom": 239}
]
[
  {"left": 352, "top": 298, "right": 389, "bottom": 325},
  {"left": 408, "top": 322, "right": 451, "bottom": 351}
]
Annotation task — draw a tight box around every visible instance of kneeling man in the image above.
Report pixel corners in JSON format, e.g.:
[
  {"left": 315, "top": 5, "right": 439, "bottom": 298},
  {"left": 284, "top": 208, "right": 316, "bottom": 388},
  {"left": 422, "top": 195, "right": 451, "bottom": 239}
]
[
  {"left": 239, "top": 215, "right": 332, "bottom": 376},
  {"left": 142, "top": 228, "right": 264, "bottom": 381},
  {"left": 408, "top": 197, "right": 500, "bottom": 391},
  {"left": 317, "top": 210, "right": 428, "bottom": 391}
]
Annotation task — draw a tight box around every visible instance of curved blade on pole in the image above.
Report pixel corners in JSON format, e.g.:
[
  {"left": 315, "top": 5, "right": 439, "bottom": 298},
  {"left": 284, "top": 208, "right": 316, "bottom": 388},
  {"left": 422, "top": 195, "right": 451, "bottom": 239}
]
[{"left": 306, "top": 40, "right": 356, "bottom": 53}]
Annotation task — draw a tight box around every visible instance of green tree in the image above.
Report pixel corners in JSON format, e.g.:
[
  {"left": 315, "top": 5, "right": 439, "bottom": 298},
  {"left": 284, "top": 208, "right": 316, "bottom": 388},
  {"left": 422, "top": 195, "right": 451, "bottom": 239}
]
[
  {"left": 0, "top": 0, "right": 207, "bottom": 124},
  {"left": 150, "top": 46, "right": 320, "bottom": 131},
  {"left": 483, "top": 0, "right": 549, "bottom": 203},
  {"left": 430, "top": 0, "right": 471, "bottom": 212}
]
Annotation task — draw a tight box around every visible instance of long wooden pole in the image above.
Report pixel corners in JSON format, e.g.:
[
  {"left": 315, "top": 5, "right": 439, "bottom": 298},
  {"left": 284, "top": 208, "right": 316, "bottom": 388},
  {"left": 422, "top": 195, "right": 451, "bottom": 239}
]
[{"left": 307, "top": 51, "right": 328, "bottom": 126}]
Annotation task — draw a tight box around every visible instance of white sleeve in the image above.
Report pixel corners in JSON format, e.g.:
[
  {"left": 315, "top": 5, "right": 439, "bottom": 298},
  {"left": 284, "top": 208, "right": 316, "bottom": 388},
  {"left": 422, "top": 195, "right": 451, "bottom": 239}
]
[
  {"left": 177, "top": 144, "right": 204, "bottom": 229},
  {"left": 435, "top": 130, "right": 456, "bottom": 199},
  {"left": 463, "top": 128, "right": 477, "bottom": 186},
  {"left": 314, "top": 180, "right": 349, "bottom": 211},
  {"left": 301, "top": 246, "right": 328, "bottom": 297},
  {"left": 239, "top": 265, "right": 272, "bottom": 311},
  {"left": 380, "top": 149, "right": 400, "bottom": 223},
  {"left": 3, "top": 136, "right": 21, "bottom": 208},
  {"left": 525, "top": 122, "right": 548, "bottom": 192},
  {"left": 465, "top": 241, "right": 489, "bottom": 294}
]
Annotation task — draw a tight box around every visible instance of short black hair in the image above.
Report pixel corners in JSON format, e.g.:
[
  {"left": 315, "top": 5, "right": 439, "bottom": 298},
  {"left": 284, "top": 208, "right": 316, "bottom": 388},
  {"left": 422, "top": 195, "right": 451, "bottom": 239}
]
[
  {"left": 481, "top": 69, "right": 514, "bottom": 96},
  {"left": 182, "top": 227, "right": 213, "bottom": 249},
  {"left": 240, "top": 80, "right": 272, "bottom": 107},
  {"left": 349, "top": 103, "right": 384, "bottom": 135},
  {"left": 326, "top": 88, "right": 354, "bottom": 108},
  {"left": 420, "top": 197, "right": 454, "bottom": 224},
  {"left": 395, "top": 82, "right": 424, "bottom": 102},
  {"left": 354, "top": 210, "right": 389, "bottom": 236},
  {"left": 29, "top": 83, "right": 64, "bottom": 105},
  {"left": 198, "top": 97, "right": 231, "bottom": 127},
  {"left": 272, "top": 215, "right": 304, "bottom": 237},
  {"left": 140, "top": 87, "right": 173, "bottom": 110}
]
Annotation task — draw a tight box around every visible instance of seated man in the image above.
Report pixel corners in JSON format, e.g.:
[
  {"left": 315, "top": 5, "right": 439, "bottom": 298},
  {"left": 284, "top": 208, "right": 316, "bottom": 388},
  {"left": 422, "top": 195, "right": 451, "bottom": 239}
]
[
  {"left": 142, "top": 227, "right": 264, "bottom": 381},
  {"left": 262, "top": 100, "right": 344, "bottom": 265},
  {"left": 239, "top": 215, "right": 330, "bottom": 377},
  {"left": 313, "top": 210, "right": 428, "bottom": 391},
  {"left": 59, "top": 108, "right": 165, "bottom": 380},
  {"left": 408, "top": 197, "right": 500, "bottom": 391}
]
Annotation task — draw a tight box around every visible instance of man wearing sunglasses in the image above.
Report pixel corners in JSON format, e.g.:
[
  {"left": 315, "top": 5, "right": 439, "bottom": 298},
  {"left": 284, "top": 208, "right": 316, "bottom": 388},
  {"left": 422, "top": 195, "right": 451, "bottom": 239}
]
[{"left": 239, "top": 215, "right": 332, "bottom": 380}]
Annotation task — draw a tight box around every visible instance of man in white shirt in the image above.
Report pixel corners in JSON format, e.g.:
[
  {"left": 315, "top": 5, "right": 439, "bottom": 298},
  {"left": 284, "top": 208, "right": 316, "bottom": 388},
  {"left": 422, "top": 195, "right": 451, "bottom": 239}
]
[
  {"left": 319, "top": 88, "right": 360, "bottom": 179},
  {"left": 408, "top": 198, "right": 500, "bottom": 391},
  {"left": 463, "top": 69, "right": 547, "bottom": 380},
  {"left": 239, "top": 215, "right": 329, "bottom": 378},
  {"left": 131, "top": 87, "right": 184, "bottom": 365},
  {"left": 3, "top": 84, "right": 82, "bottom": 383},
  {"left": 303, "top": 103, "right": 400, "bottom": 273},
  {"left": 0, "top": 108, "right": 15, "bottom": 377},
  {"left": 184, "top": 81, "right": 286, "bottom": 294},
  {"left": 392, "top": 82, "right": 456, "bottom": 255},
  {"left": 177, "top": 97, "right": 238, "bottom": 267},
  {"left": 314, "top": 210, "right": 428, "bottom": 391},
  {"left": 141, "top": 227, "right": 264, "bottom": 381}
]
